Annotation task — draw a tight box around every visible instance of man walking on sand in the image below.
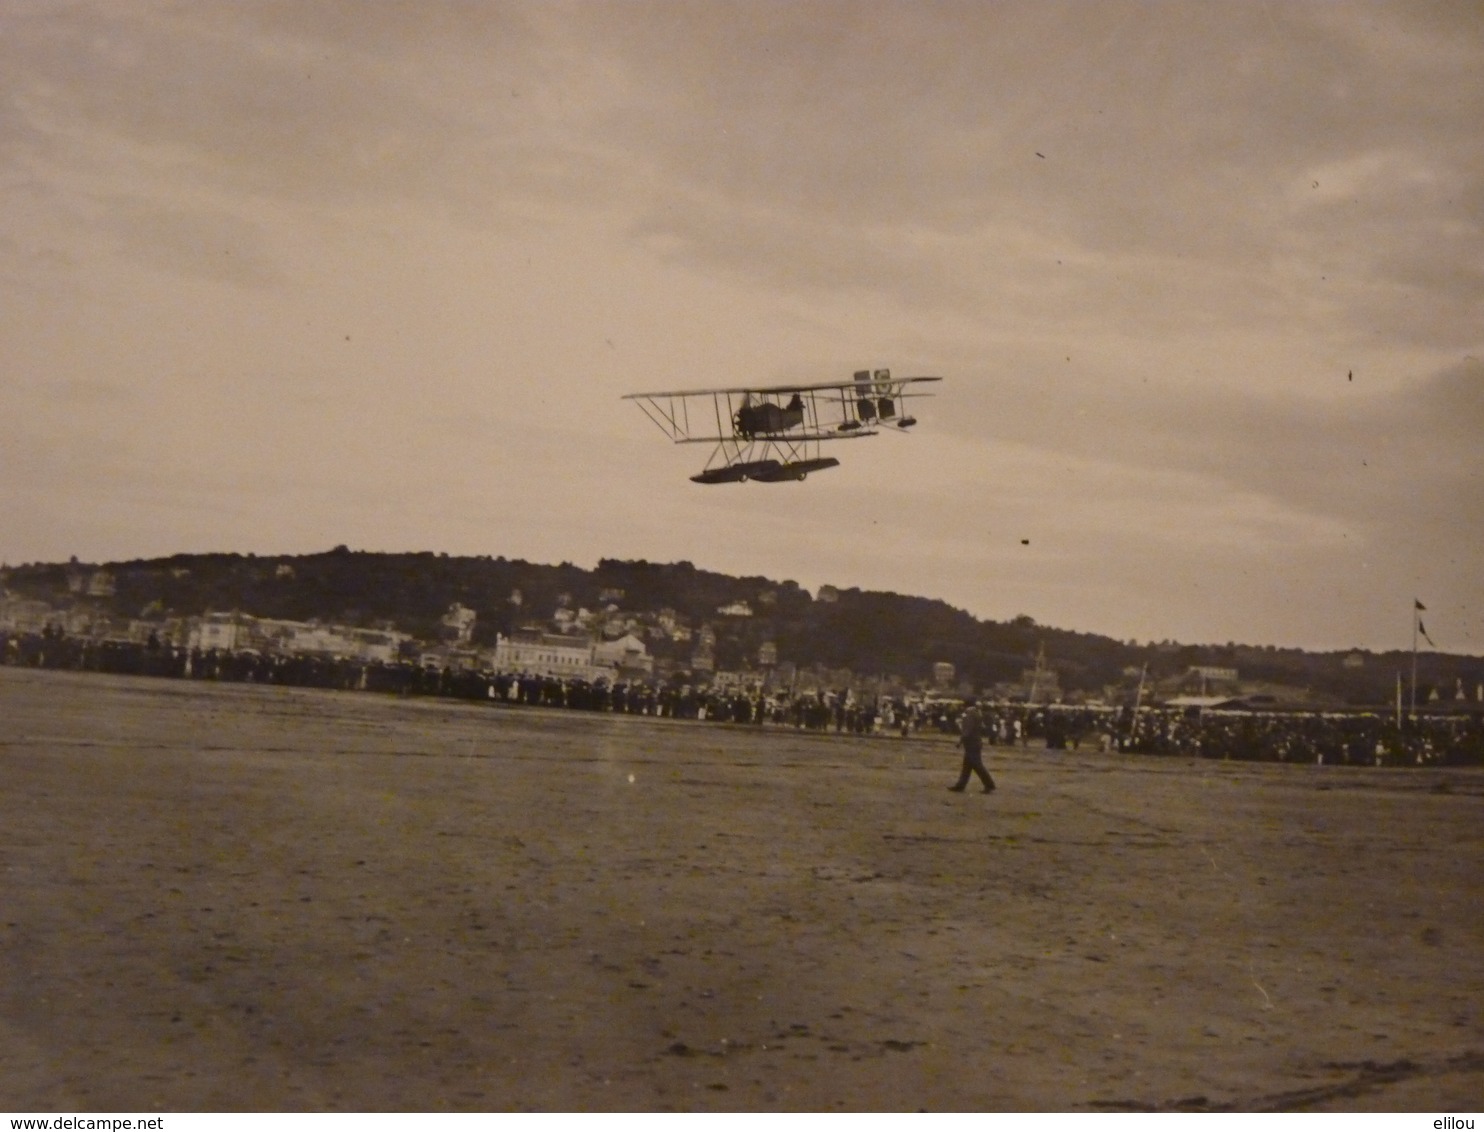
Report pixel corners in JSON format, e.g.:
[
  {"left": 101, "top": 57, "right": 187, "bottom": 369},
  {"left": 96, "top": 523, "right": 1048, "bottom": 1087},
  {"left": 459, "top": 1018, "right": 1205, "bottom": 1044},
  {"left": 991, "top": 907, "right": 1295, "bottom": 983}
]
[{"left": 949, "top": 697, "right": 996, "bottom": 794}]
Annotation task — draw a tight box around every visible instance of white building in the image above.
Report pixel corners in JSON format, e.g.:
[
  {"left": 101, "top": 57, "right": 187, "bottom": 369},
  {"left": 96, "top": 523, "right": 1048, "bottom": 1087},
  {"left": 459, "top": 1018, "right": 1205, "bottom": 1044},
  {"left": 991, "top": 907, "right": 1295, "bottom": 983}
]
[
  {"left": 191, "top": 612, "right": 248, "bottom": 652},
  {"left": 593, "top": 632, "right": 652, "bottom": 675},
  {"left": 0, "top": 594, "right": 57, "bottom": 633},
  {"left": 1188, "top": 665, "right": 1238, "bottom": 683},
  {"left": 491, "top": 631, "right": 606, "bottom": 680},
  {"left": 441, "top": 603, "right": 477, "bottom": 643},
  {"left": 189, "top": 611, "right": 410, "bottom": 662},
  {"left": 710, "top": 669, "right": 761, "bottom": 693}
]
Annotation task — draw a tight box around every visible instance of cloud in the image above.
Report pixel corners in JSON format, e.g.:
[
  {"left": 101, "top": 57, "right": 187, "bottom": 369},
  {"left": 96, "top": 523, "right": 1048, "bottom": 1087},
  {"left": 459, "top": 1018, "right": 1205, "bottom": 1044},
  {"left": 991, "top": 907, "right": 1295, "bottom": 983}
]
[
  {"left": 938, "top": 354, "right": 1484, "bottom": 535},
  {"left": 88, "top": 196, "right": 283, "bottom": 286},
  {"left": 8, "top": 4, "right": 1481, "bottom": 329},
  {"left": 576, "top": 4, "right": 1484, "bottom": 349},
  {"left": 1, "top": 4, "right": 602, "bottom": 224},
  {"left": 1, "top": 1, "right": 1479, "bottom": 650}
]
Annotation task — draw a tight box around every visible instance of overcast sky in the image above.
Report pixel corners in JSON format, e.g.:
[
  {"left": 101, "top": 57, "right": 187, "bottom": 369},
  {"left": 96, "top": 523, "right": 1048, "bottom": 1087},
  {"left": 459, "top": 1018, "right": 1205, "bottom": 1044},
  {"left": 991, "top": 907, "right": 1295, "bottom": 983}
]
[{"left": 2, "top": 1, "right": 1480, "bottom": 652}]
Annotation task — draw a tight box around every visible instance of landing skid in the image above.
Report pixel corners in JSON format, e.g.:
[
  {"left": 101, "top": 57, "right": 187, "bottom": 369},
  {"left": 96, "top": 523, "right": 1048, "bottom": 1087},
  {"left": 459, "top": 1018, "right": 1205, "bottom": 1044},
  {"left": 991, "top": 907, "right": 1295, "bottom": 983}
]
[{"left": 691, "top": 456, "right": 839, "bottom": 484}]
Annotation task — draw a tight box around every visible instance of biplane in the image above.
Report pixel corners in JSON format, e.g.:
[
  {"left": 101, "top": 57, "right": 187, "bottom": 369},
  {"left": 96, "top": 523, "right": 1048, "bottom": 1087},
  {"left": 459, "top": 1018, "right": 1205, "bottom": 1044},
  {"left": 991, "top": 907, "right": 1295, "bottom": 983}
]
[{"left": 624, "top": 369, "right": 942, "bottom": 484}]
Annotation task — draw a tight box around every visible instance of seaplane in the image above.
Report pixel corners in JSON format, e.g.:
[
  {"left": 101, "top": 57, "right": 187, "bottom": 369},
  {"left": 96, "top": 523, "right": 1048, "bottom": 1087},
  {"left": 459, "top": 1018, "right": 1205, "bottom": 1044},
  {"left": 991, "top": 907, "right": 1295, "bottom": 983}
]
[{"left": 623, "top": 368, "right": 941, "bottom": 484}]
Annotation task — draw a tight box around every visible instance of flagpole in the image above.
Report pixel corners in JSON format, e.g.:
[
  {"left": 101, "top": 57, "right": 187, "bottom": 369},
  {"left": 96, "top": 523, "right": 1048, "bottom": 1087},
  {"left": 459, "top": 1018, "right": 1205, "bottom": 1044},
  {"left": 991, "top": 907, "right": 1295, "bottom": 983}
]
[
  {"left": 1395, "top": 671, "right": 1402, "bottom": 729},
  {"left": 1410, "top": 602, "right": 1419, "bottom": 719},
  {"left": 1129, "top": 662, "right": 1147, "bottom": 749}
]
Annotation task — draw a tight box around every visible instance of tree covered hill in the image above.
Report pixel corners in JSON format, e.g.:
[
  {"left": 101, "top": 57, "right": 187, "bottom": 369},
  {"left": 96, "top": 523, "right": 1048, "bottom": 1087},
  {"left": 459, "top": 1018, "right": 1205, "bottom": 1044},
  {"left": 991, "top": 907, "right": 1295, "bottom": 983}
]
[{"left": 3, "top": 548, "right": 1479, "bottom": 704}]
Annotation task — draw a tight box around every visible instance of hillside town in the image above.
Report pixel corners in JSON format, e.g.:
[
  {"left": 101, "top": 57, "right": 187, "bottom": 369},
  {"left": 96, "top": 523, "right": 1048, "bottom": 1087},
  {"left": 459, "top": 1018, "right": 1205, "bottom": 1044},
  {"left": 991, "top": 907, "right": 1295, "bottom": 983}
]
[
  {"left": 4, "top": 558, "right": 1483, "bottom": 768},
  {"left": 0, "top": 566, "right": 909, "bottom": 699},
  {"left": 5, "top": 558, "right": 1484, "bottom": 709}
]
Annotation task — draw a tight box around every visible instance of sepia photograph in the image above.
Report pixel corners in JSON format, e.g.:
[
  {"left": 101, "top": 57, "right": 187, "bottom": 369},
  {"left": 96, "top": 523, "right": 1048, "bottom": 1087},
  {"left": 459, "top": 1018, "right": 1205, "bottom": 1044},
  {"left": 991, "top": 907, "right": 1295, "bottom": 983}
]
[{"left": 2, "top": 0, "right": 1481, "bottom": 1116}]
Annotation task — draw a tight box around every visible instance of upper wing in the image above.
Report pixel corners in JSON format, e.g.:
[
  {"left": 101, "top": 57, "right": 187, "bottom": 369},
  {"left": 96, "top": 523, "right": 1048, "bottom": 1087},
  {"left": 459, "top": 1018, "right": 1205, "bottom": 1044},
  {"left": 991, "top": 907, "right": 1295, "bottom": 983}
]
[
  {"left": 622, "top": 375, "right": 942, "bottom": 399},
  {"left": 624, "top": 373, "right": 941, "bottom": 443}
]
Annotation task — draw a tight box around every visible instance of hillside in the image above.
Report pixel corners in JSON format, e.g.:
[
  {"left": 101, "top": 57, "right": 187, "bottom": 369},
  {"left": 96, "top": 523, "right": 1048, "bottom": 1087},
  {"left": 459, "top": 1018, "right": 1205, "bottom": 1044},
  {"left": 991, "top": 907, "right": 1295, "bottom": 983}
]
[{"left": 3, "top": 548, "right": 1480, "bottom": 705}]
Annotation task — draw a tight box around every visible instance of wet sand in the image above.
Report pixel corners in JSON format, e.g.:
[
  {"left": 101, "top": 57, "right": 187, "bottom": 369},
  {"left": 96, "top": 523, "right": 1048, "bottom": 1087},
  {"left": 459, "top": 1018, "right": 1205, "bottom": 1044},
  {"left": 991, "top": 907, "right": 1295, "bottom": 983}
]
[{"left": 2, "top": 666, "right": 1481, "bottom": 1111}]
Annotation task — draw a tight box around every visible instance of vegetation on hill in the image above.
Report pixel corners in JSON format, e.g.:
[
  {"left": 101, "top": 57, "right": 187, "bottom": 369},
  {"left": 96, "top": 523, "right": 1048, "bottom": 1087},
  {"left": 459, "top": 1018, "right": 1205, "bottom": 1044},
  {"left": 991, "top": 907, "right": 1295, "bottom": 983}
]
[{"left": 3, "top": 548, "right": 1480, "bottom": 705}]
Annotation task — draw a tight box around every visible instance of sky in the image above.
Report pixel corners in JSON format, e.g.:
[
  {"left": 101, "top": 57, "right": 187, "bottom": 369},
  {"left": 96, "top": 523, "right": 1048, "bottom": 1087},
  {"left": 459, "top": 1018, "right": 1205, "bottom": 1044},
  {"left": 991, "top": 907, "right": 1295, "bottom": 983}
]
[{"left": 2, "top": 1, "right": 1481, "bottom": 653}]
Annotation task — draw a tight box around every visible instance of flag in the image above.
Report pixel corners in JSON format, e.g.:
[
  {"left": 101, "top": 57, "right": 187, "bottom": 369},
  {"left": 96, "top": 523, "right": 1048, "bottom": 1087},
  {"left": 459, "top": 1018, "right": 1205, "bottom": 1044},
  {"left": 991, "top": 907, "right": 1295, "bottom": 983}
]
[
  {"left": 1418, "top": 619, "right": 1436, "bottom": 648},
  {"left": 1415, "top": 599, "right": 1426, "bottom": 611}
]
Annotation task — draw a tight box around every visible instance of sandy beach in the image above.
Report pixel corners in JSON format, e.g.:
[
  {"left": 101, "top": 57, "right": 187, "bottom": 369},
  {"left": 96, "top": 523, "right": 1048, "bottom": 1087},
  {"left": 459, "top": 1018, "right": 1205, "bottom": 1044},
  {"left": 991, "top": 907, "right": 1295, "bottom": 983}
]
[{"left": 2, "top": 665, "right": 1481, "bottom": 1111}]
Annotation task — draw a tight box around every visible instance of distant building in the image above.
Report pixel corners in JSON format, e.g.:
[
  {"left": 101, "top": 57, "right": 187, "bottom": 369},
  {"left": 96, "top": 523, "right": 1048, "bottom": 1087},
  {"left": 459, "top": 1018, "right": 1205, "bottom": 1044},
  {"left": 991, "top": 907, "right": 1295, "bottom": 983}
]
[
  {"left": 716, "top": 600, "right": 753, "bottom": 617},
  {"left": 1342, "top": 652, "right": 1365, "bottom": 670},
  {"left": 128, "top": 618, "right": 189, "bottom": 648},
  {"left": 420, "top": 646, "right": 483, "bottom": 672},
  {"left": 757, "top": 641, "right": 778, "bottom": 667},
  {"left": 275, "top": 563, "right": 296, "bottom": 579},
  {"left": 1180, "top": 665, "right": 1239, "bottom": 697},
  {"left": 710, "top": 669, "right": 761, "bottom": 693},
  {"left": 0, "top": 594, "right": 56, "bottom": 633},
  {"left": 441, "top": 603, "right": 477, "bottom": 644},
  {"left": 284, "top": 623, "right": 407, "bottom": 662},
  {"left": 86, "top": 570, "right": 116, "bottom": 598},
  {"left": 601, "top": 615, "right": 642, "bottom": 639},
  {"left": 354, "top": 630, "right": 408, "bottom": 663},
  {"left": 932, "top": 661, "right": 956, "bottom": 689},
  {"left": 188, "top": 611, "right": 411, "bottom": 662},
  {"left": 1188, "top": 665, "right": 1238, "bottom": 683},
  {"left": 593, "top": 632, "right": 652, "bottom": 675},
  {"left": 1019, "top": 664, "right": 1061, "bottom": 703},
  {"left": 192, "top": 612, "right": 248, "bottom": 652},
  {"left": 491, "top": 630, "right": 604, "bottom": 680},
  {"left": 283, "top": 624, "right": 349, "bottom": 655}
]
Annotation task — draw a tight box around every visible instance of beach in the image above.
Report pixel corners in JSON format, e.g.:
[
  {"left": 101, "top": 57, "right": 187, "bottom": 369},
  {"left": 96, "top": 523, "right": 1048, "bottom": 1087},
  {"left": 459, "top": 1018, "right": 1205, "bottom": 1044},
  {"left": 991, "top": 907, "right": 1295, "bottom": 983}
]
[{"left": 2, "top": 666, "right": 1481, "bottom": 1111}]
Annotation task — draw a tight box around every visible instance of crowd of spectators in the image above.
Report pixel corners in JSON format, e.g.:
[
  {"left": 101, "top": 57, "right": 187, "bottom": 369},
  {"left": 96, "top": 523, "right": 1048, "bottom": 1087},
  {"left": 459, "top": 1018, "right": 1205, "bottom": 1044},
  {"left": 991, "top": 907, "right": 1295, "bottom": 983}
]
[
  {"left": 1110, "top": 704, "right": 1482, "bottom": 766},
  {"left": 5, "top": 627, "right": 1481, "bottom": 766},
  {"left": 1, "top": 628, "right": 774, "bottom": 723}
]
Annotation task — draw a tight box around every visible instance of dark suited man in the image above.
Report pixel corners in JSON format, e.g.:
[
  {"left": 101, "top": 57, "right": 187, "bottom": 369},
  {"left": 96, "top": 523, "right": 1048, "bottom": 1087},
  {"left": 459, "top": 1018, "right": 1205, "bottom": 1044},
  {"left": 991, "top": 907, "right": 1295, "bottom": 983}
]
[{"left": 948, "top": 698, "right": 997, "bottom": 793}]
